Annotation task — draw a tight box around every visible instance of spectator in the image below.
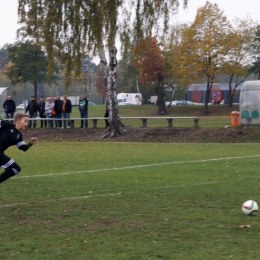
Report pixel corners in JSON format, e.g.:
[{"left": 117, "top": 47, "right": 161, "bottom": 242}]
[
  {"left": 25, "top": 95, "right": 38, "bottom": 128},
  {"left": 45, "top": 97, "right": 55, "bottom": 128},
  {"left": 79, "top": 93, "right": 88, "bottom": 128},
  {"left": 54, "top": 95, "right": 63, "bottom": 128},
  {"left": 61, "top": 95, "right": 72, "bottom": 128},
  {"left": 38, "top": 97, "right": 47, "bottom": 128},
  {"left": 3, "top": 96, "right": 16, "bottom": 120}
]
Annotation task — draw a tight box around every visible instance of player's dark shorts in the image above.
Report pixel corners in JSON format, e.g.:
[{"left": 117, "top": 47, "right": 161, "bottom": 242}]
[{"left": 0, "top": 154, "right": 21, "bottom": 174}]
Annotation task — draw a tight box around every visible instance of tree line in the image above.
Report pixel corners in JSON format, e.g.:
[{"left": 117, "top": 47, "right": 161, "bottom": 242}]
[{"left": 0, "top": 0, "right": 259, "bottom": 136}]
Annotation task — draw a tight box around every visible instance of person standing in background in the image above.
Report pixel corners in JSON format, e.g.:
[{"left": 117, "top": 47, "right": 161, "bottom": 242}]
[
  {"left": 25, "top": 95, "right": 38, "bottom": 128},
  {"left": 3, "top": 96, "right": 16, "bottom": 120},
  {"left": 54, "top": 95, "right": 63, "bottom": 128},
  {"left": 38, "top": 97, "right": 47, "bottom": 128},
  {"left": 79, "top": 93, "right": 88, "bottom": 128},
  {"left": 45, "top": 97, "right": 55, "bottom": 128},
  {"left": 61, "top": 95, "right": 72, "bottom": 128}
]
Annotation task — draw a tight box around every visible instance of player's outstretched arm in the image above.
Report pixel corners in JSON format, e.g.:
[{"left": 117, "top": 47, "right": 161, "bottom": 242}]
[
  {"left": 18, "top": 137, "right": 39, "bottom": 151},
  {"left": 30, "top": 137, "right": 38, "bottom": 145}
]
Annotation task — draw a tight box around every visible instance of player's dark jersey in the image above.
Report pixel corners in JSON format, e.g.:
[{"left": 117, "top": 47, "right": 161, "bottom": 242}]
[{"left": 0, "top": 120, "right": 31, "bottom": 153}]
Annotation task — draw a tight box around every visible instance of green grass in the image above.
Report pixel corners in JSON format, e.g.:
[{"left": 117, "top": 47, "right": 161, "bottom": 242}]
[{"left": 1, "top": 142, "right": 260, "bottom": 259}]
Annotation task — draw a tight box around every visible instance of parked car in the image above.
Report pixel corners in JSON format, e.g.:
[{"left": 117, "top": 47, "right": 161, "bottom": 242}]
[
  {"left": 88, "top": 102, "right": 96, "bottom": 106},
  {"left": 176, "top": 100, "right": 194, "bottom": 105},
  {"left": 176, "top": 100, "right": 187, "bottom": 105},
  {"left": 165, "top": 101, "right": 177, "bottom": 106},
  {"left": 16, "top": 104, "right": 25, "bottom": 109},
  {"left": 118, "top": 102, "right": 131, "bottom": 105}
]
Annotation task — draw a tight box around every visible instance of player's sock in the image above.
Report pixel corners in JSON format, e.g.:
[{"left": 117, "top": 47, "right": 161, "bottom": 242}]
[{"left": 0, "top": 169, "right": 16, "bottom": 183}]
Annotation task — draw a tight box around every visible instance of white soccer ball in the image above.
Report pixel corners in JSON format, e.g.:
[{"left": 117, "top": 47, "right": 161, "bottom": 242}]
[{"left": 242, "top": 200, "right": 258, "bottom": 216}]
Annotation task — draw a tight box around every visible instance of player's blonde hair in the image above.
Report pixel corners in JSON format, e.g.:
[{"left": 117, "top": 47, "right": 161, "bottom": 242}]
[{"left": 14, "top": 112, "right": 28, "bottom": 123}]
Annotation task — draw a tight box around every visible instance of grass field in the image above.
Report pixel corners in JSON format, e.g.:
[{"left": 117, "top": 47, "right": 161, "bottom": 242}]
[{"left": 1, "top": 142, "right": 260, "bottom": 259}]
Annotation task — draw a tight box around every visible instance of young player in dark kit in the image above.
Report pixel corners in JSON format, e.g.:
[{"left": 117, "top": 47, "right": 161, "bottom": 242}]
[{"left": 0, "top": 112, "right": 38, "bottom": 184}]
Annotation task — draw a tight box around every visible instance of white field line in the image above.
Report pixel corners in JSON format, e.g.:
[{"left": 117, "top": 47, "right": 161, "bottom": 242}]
[
  {"left": 1, "top": 154, "right": 260, "bottom": 208},
  {"left": 15, "top": 154, "right": 260, "bottom": 179},
  {"left": 0, "top": 192, "right": 122, "bottom": 208},
  {"left": 1, "top": 176, "right": 259, "bottom": 208}
]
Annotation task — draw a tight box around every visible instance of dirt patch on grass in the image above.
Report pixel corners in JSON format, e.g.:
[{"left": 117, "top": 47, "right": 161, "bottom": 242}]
[{"left": 22, "top": 125, "right": 260, "bottom": 143}]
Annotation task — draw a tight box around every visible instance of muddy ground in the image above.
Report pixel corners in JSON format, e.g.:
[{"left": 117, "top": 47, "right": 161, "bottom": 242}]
[{"left": 22, "top": 124, "right": 260, "bottom": 143}]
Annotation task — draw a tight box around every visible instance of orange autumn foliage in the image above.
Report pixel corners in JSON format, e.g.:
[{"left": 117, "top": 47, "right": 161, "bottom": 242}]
[{"left": 132, "top": 37, "right": 169, "bottom": 88}]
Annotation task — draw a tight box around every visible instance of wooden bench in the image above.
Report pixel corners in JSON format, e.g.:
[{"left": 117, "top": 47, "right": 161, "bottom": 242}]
[{"left": 120, "top": 117, "right": 199, "bottom": 127}]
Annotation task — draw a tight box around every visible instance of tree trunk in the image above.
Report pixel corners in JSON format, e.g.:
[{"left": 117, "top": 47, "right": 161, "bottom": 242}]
[
  {"left": 156, "top": 74, "right": 166, "bottom": 115},
  {"left": 167, "top": 85, "right": 177, "bottom": 108},
  {"left": 228, "top": 73, "right": 250, "bottom": 107},
  {"left": 98, "top": 44, "right": 124, "bottom": 139},
  {"left": 228, "top": 74, "right": 234, "bottom": 107},
  {"left": 136, "top": 77, "right": 142, "bottom": 103},
  {"left": 203, "top": 80, "right": 211, "bottom": 115}
]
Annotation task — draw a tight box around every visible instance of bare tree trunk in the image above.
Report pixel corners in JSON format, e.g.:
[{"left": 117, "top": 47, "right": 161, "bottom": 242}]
[
  {"left": 228, "top": 74, "right": 234, "bottom": 107},
  {"left": 157, "top": 74, "right": 166, "bottom": 115},
  {"left": 136, "top": 77, "right": 142, "bottom": 103},
  {"left": 98, "top": 44, "right": 124, "bottom": 139},
  {"left": 203, "top": 80, "right": 211, "bottom": 115},
  {"left": 167, "top": 85, "right": 177, "bottom": 108},
  {"left": 228, "top": 73, "right": 250, "bottom": 107}
]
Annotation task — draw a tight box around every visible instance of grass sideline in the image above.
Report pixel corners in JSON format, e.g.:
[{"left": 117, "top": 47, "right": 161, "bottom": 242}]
[{"left": 1, "top": 142, "right": 260, "bottom": 259}]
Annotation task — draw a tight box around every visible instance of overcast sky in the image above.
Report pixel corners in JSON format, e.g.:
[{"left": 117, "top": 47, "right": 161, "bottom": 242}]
[{"left": 1, "top": 0, "right": 260, "bottom": 49}]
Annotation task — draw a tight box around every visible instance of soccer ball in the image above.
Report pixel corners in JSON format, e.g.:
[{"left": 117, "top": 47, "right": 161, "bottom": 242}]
[{"left": 242, "top": 200, "right": 258, "bottom": 216}]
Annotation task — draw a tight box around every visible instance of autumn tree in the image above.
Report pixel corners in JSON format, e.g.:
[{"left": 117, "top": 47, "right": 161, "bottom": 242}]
[
  {"left": 18, "top": 0, "right": 188, "bottom": 138},
  {"left": 224, "top": 17, "right": 259, "bottom": 106},
  {"left": 94, "top": 70, "right": 107, "bottom": 101},
  {"left": 249, "top": 25, "right": 260, "bottom": 80},
  {"left": 4, "top": 41, "right": 58, "bottom": 97},
  {"left": 0, "top": 45, "right": 13, "bottom": 91},
  {"left": 117, "top": 59, "right": 139, "bottom": 94},
  {"left": 174, "top": 1, "right": 235, "bottom": 115},
  {"left": 0, "top": 45, "right": 9, "bottom": 69},
  {"left": 132, "top": 37, "right": 169, "bottom": 114},
  {"left": 164, "top": 23, "right": 189, "bottom": 104}
]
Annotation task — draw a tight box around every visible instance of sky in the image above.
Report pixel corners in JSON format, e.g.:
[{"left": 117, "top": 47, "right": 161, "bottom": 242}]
[{"left": 0, "top": 0, "right": 260, "bottom": 49}]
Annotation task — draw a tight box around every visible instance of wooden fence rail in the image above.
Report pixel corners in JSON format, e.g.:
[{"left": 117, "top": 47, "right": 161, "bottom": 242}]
[{"left": 10, "top": 116, "right": 199, "bottom": 128}]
